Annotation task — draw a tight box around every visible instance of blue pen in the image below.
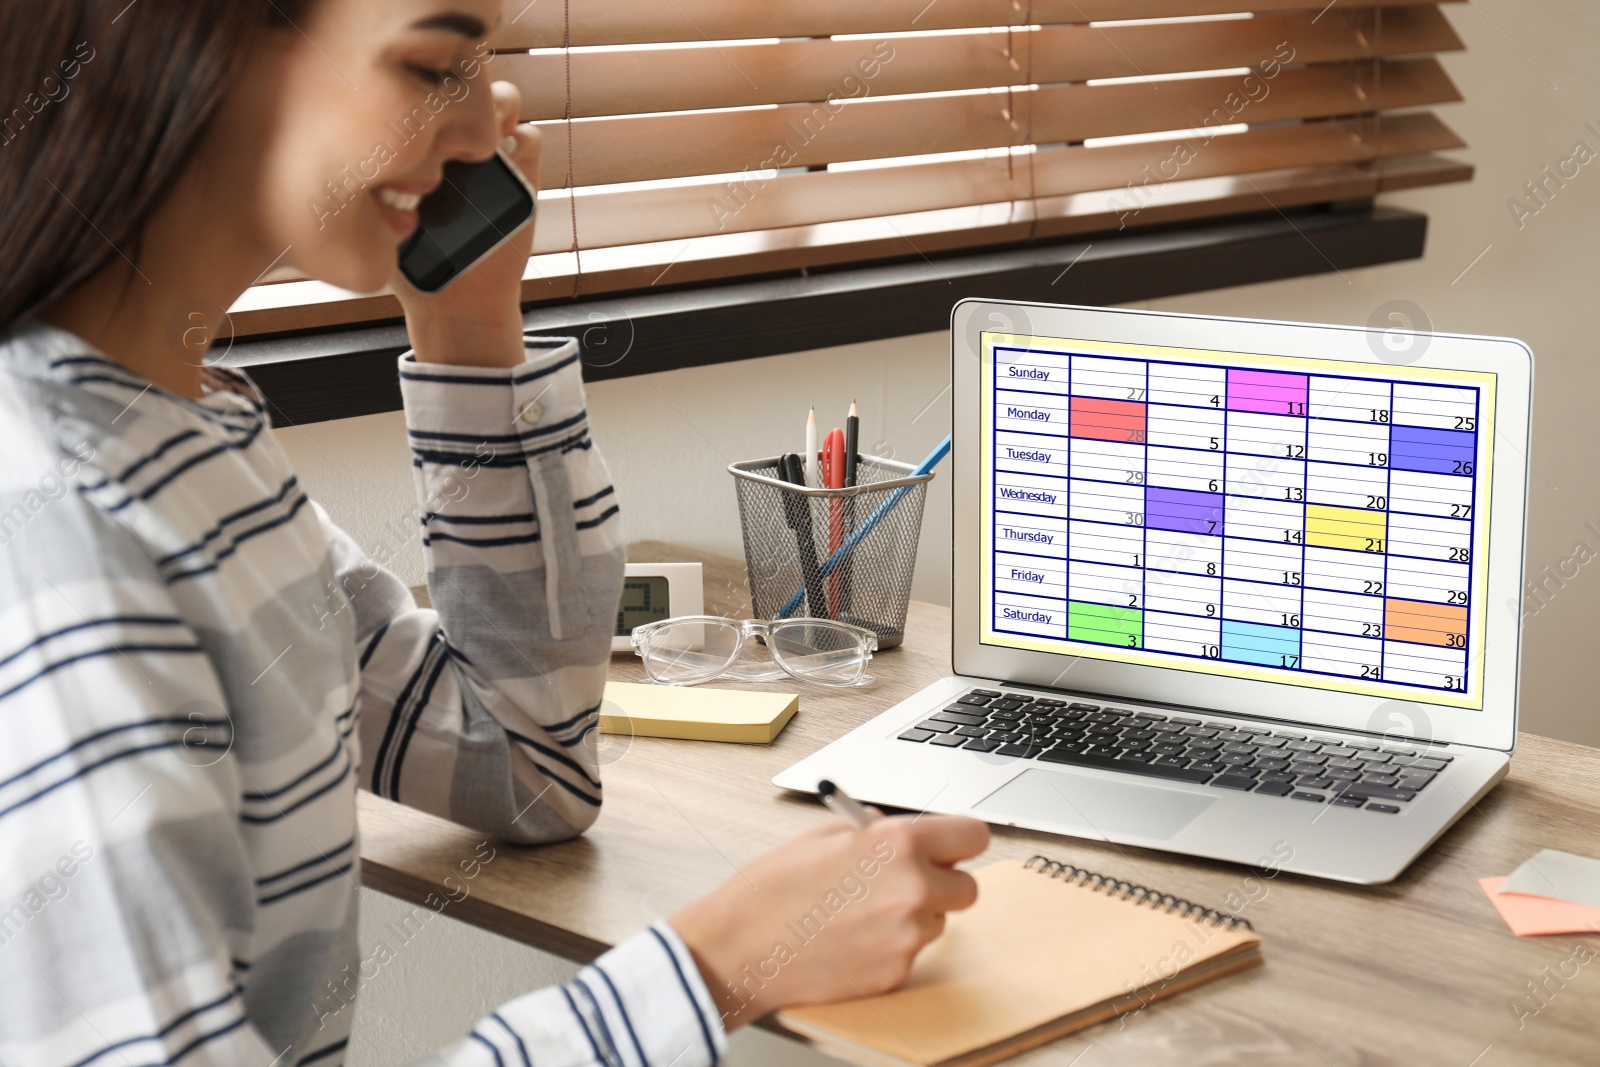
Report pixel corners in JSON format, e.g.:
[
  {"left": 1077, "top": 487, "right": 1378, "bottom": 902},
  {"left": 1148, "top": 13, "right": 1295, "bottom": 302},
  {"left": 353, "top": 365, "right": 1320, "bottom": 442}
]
[{"left": 777, "top": 434, "right": 951, "bottom": 619}]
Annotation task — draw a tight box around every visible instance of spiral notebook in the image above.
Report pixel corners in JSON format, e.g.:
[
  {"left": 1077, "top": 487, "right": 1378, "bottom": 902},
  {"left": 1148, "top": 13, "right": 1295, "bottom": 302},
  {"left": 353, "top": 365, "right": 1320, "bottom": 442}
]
[{"left": 777, "top": 856, "right": 1263, "bottom": 1067}]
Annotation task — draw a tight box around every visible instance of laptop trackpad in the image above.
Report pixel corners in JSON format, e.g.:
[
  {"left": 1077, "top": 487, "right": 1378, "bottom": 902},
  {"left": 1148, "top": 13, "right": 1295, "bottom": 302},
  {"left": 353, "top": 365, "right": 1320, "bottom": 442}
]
[{"left": 974, "top": 768, "right": 1214, "bottom": 841}]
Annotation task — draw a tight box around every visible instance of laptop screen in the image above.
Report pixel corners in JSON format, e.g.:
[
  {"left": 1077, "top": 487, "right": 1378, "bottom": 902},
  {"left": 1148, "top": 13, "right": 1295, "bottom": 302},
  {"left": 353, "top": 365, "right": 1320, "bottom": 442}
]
[{"left": 978, "top": 332, "right": 1499, "bottom": 712}]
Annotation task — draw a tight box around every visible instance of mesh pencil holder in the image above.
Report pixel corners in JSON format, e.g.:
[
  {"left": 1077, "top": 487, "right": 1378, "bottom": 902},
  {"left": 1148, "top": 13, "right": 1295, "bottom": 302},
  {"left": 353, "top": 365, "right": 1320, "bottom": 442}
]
[{"left": 729, "top": 455, "right": 934, "bottom": 650}]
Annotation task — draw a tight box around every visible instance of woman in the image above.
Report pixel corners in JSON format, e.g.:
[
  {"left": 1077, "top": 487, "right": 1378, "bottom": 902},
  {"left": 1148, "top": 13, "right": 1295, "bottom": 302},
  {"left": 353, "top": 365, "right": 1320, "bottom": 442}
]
[{"left": 0, "top": 2, "right": 989, "bottom": 1065}]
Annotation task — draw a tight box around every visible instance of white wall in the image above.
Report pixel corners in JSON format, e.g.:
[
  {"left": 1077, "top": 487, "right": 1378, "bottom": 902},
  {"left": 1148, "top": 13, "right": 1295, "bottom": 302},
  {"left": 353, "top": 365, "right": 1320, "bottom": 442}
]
[{"left": 273, "top": 6, "right": 1600, "bottom": 1062}]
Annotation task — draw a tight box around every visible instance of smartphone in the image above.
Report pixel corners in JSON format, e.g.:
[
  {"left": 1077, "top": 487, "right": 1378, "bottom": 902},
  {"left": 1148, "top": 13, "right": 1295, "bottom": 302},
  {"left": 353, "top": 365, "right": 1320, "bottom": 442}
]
[{"left": 397, "top": 148, "right": 537, "bottom": 293}]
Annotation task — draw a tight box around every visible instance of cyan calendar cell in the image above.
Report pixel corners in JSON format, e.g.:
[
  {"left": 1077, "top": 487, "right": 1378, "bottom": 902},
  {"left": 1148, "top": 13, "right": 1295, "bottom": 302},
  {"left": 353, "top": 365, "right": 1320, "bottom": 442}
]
[{"left": 1220, "top": 619, "right": 1302, "bottom": 667}]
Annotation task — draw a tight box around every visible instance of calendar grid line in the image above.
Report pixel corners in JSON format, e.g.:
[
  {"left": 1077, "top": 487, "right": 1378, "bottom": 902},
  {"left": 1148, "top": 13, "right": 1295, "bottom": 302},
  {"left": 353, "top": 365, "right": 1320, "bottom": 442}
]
[
  {"left": 1380, "top": 381, "right": 1394, "bottom": 684},
  {"left": 1141, "top": 358, "right": 1150, "bottom": 653}
]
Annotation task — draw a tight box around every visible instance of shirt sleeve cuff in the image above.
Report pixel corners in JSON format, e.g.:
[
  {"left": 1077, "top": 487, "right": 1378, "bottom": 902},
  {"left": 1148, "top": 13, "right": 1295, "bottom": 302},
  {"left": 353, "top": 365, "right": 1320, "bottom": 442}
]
[
  {"left": 575, "top": 921, "right": 730, "bottom": 1067},
  {"left": 397, "top": 335, "right": 586, "bottom": 461}
]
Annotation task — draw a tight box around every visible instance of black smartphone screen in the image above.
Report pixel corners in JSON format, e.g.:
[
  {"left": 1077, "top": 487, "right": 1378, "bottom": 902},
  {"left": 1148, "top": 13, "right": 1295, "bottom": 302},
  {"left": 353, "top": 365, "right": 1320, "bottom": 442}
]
[{"left": 397, "top": 153, "right": 536, "bottom": 292}]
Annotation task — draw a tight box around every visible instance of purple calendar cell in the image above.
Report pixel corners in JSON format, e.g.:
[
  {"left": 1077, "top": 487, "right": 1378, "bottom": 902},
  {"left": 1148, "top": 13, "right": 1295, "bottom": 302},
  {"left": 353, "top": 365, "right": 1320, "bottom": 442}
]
[
  {"left": 1145, "top": 486, "right": 1224, "bottom": 536},
  {"left": 1389, "top": 425, "right": 1476, "bottom": 475},
  {"left": 1227, "top": 369, "right": 1308, "bottom": 415}
]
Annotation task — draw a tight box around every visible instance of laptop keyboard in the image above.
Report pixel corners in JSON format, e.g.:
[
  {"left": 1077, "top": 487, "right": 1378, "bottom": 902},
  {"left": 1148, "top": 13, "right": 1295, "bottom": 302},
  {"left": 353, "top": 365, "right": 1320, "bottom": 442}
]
[{"left": 898, "top": 688, "right": 1451, "bottom": 814}]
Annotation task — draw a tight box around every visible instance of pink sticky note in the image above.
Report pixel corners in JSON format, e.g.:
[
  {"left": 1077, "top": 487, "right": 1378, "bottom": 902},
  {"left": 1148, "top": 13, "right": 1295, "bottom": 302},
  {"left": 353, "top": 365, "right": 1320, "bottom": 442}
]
[{"left": 1480, "top": 877, "right": 1600, "bottom": 936}]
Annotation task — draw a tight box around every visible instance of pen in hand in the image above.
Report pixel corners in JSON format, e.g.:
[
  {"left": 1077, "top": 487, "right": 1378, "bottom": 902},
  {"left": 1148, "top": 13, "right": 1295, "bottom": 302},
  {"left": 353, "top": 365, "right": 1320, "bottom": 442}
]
[{"left": 818, "top": 779, "right": 878, "bottom": 829}]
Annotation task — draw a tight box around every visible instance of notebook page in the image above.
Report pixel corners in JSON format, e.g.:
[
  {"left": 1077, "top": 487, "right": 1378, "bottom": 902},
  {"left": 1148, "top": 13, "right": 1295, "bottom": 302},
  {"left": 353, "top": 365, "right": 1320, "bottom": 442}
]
[{"left": 780, "top": 859, "right": 1261, "bottom": 1066}]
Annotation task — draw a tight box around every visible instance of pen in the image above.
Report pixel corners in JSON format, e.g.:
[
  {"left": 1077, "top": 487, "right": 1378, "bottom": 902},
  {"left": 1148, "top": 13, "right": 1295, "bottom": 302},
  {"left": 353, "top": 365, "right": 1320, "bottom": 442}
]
[
  {"left": 841, "top": 401, "right": 859, "bottom": 618},
  {"left": 805, "top": 407, "right": 819, "bottom": 488},
  {"left": 779, "top": 452, "right": 829, "bottom": 618},
  {"left": 843, "top": 401, "right": 859, "bottom": 489},
  {"left": 818, "top": 779, "right": 877, "bottom": 828}
]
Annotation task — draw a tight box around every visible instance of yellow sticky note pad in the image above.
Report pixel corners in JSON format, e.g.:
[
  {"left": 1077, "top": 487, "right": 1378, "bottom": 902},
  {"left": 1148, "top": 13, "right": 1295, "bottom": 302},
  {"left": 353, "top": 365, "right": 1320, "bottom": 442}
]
[{"left": 599, "top": 681, "right": 798, "bottom": 744}]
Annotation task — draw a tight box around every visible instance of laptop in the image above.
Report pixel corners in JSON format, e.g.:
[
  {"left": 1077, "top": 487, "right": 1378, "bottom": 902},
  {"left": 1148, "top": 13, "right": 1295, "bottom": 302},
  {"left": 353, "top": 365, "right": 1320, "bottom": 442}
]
[{"left": 774, "top": 299, "right": 1532, "bottom": 884}]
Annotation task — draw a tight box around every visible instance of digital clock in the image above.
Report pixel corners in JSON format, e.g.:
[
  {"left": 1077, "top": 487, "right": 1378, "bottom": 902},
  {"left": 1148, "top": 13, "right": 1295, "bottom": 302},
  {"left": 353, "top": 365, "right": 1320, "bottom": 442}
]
[{"left": 612, "top": 562, "right": 704, "bottom": 651}]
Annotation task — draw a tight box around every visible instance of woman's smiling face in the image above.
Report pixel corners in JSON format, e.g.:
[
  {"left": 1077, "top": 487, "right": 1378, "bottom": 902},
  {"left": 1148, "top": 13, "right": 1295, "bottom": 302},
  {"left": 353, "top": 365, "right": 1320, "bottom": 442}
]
[{"left": 214, "top": 0, "right": 507, "bottom": 294}]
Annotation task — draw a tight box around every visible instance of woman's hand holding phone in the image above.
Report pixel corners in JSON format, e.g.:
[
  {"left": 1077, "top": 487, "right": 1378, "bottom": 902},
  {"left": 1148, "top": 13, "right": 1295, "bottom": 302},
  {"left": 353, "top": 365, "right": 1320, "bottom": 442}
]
[{"left": 393, "top": 80, "right": 538, "bottom": 368}]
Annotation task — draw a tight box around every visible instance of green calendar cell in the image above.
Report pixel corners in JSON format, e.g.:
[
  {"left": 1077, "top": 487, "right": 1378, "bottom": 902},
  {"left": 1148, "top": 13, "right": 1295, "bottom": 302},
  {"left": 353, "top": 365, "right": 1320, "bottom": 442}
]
[{"left": 1068, "top": 601, "right": 1143, "bottom": 648}]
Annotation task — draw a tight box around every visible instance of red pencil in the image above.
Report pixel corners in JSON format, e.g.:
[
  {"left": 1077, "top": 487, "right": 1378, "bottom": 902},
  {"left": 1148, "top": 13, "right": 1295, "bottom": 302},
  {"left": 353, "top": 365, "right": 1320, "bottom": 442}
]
[{"left": 823, "top": 427, "right": 846, "bottom": 617}]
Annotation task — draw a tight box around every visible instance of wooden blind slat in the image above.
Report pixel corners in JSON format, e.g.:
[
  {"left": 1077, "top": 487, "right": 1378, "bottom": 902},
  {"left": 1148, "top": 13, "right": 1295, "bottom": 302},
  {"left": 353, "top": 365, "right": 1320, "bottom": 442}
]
[
  {"left": 228, "top": 154, "right": 1470, "bottom": 338},
  {"left": 528, "top": 57, "right": 1460, "bottom": 189},
  {"left": 526, "top": 113, "right": 1461, "bottom": 254},
  {"left": 255, "top": 113, "right": 1460, "bottom": 284},
  {"left": 491, "top": 0, "right": 1462, "bottom": 49},
  {"left": 501, "top": 8, "right": 1461, "bottom": 120}
]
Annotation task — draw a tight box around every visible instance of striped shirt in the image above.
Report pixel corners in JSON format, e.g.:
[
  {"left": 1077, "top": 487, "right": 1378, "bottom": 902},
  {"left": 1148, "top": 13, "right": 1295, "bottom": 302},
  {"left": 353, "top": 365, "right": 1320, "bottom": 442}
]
[{"left": 0, "top": 320, "right": 727, "bottom": 1067}]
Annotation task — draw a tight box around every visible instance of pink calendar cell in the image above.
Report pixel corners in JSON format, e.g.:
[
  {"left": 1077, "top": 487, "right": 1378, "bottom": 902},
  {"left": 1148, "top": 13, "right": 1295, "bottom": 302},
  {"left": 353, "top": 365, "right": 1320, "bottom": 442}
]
[{"left": 1228, "top": 369, "right": 1309, "bottom": 416}]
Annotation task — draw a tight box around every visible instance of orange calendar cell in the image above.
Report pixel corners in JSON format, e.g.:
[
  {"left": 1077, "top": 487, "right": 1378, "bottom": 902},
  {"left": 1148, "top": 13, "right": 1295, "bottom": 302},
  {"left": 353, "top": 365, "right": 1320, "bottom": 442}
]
[{"left": 1384, "top": 598, "right": 1469, "bottom": 648}]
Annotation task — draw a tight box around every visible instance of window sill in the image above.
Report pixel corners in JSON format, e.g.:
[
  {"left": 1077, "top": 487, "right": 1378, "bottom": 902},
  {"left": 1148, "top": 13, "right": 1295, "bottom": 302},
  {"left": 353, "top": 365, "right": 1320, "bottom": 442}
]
[{"left": 223, "top": 201, "right": 1426, "bottom": 426}]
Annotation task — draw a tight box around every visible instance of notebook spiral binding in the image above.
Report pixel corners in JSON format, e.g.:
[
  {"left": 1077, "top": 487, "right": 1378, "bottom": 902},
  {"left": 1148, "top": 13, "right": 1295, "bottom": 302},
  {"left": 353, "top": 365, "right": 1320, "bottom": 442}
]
[{"left": 1024, "top": 855, "right": 1254, "bottom": 931}]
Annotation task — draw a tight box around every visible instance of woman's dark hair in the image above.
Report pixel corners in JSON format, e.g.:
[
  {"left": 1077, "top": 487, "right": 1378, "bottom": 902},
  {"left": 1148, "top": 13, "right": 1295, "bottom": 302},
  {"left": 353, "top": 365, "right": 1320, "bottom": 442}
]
[{"left": 0, "top": 1, "right": 315, "bottom": 331}]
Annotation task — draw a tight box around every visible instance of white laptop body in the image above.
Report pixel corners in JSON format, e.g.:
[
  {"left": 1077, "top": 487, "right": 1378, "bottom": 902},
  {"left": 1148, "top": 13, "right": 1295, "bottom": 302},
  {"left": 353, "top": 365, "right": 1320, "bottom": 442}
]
[{"left": 775, "top": 299, "right": 1532, "bottom": 885}]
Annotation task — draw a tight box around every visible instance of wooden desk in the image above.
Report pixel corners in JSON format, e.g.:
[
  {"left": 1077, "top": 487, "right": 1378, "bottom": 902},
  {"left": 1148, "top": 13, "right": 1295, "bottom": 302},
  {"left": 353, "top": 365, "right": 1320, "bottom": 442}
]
[{"left": 373, "top": 543, "right": 1600, "bottom": 1066}]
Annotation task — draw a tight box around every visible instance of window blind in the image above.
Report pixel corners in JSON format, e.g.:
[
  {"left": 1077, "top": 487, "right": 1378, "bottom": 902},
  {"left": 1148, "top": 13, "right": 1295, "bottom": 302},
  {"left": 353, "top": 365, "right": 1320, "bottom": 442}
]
[{"left": 232, "top": 0, "right": 1469, "bottom": 337}]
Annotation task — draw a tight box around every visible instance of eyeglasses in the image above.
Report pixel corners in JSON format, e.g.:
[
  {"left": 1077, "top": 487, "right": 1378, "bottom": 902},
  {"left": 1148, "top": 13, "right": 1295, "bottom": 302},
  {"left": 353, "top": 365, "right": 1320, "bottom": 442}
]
[{"left": 629, "top": 616, "right": 878, "bottom": 687}]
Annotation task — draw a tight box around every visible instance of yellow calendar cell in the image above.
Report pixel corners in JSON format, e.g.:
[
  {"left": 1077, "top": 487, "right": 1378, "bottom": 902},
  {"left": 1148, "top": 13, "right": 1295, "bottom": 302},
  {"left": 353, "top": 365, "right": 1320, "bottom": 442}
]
[{"left": 1305, "top": 504, "right": 1388, "bottom": 553}]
